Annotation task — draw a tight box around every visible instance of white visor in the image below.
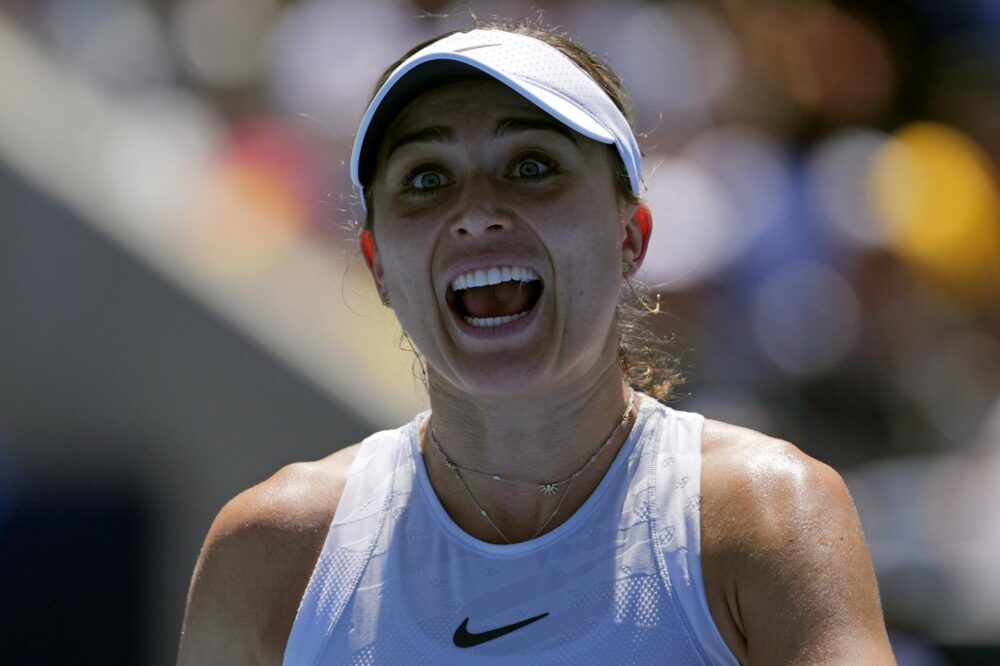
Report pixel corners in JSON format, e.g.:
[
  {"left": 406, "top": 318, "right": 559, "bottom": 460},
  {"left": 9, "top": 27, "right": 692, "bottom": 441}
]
[{"left": 351, "top": 29, "right": 643, "bottom": 214}]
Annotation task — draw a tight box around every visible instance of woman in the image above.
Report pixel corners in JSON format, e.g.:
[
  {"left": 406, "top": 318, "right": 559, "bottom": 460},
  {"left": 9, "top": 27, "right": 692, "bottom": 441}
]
[{"left": 178, "top": 22, "right": 895, "bottom": 665}]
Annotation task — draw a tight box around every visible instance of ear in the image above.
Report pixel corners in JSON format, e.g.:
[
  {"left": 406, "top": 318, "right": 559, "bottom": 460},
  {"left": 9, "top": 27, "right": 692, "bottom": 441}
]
[
  {"left": 622, "top": 204, "right": 653, "bottom": 279},
  {"left": 359, "top": 229, "right": 389, "bottom": 303}
]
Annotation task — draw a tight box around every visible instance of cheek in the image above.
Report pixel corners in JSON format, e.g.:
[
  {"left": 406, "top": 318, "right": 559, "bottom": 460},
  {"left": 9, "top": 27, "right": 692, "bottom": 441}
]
[
  {"left": 380, "top": 242, "right": 426, "bottom": 294},
  {"left": 371, "top": 207, "right": 429, "bottom": 263},
  {"left": 542, "top": 201, "right": 623, "bottom": 286},
  {"left": 551, "top": 246, "right": 623, "bottom": 341},
  {"left": 375, "top": 238, "right": 449, "bottom": 353},
  {"left": 378, "top": 238, "right": 439, "bottom": 343}
]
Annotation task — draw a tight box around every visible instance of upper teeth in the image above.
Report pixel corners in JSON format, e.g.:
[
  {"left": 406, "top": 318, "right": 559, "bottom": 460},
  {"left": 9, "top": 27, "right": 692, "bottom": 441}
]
[{"left": 450, "top": 266, "right": 540, "bottom": 292}]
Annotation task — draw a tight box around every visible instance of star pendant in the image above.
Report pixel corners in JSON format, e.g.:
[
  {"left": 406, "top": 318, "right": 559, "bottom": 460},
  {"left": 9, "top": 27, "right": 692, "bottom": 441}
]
[{"left": 540, "top": 483, "right": 559, "bottom": 496}]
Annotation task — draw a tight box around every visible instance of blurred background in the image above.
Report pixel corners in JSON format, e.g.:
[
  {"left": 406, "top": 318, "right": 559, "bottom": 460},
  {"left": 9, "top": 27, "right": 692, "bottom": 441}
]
[{"left": 0, "top": 0, "right": 997, "bottom": 663}]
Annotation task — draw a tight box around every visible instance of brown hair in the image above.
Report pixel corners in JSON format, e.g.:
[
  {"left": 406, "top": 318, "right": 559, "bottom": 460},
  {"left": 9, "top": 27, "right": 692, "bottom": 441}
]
[{"left": 361, "top": 18, "right": 686, "bottom": 404}]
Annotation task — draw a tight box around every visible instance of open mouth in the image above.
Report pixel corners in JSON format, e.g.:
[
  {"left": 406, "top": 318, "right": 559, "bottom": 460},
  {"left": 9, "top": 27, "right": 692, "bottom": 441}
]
[{"left": 445, "top": 266, "right": 544, "bottom": 330}]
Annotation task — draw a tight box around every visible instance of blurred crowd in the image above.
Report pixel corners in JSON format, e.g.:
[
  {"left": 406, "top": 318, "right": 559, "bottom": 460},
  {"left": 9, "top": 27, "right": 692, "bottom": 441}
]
[{"left": 1, "top": 0, "right": 998, "bottom": 659}]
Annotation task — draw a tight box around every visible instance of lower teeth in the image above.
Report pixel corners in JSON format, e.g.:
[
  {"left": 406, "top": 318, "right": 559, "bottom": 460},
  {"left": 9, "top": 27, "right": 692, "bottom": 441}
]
[{"left": 463, "top": 309, "right": 531, "bottom": 328}]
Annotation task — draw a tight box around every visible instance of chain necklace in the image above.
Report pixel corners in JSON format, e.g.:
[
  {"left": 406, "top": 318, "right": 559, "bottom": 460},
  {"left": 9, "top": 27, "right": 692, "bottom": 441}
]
[{"left": 427, "top": 388, "right": 636, "bottom": 544}]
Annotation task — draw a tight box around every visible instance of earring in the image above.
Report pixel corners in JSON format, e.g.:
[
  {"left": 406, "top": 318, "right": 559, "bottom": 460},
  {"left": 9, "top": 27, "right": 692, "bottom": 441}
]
[
  {"left": 621, "top": 261, "right": 633, "bottom": 274},
  {"left": 380, "top": 292, "right": 391, "bottom": 306}
]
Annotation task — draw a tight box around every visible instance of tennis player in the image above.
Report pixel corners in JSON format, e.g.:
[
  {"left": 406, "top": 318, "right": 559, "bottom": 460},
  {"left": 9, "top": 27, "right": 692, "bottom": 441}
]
[{"left": 178, "top": 22, "right": 895, "bottom": 665}]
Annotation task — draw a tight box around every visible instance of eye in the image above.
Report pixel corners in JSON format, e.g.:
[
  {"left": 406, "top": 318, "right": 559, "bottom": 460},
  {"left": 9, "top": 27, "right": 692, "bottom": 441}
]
[
  {"left": 402, "top": 166, "right": 451, "bottom": 195},
  {"left": 510, "top": 154, "right": 556, "bottom": 180}
]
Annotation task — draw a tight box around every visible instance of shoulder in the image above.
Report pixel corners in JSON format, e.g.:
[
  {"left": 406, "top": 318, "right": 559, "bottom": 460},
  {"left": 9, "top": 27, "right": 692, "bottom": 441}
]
[
  {"left": 698, "top": 418, "right": 850, "bottom": 585},
  {"left": 697, "top": 419, "right": 893, "bottom": 664},
  {"left": 216, "top": 442, "right": 362, "bottom": 540},
  {"left": 699, "top": 418, "right": 846, "bottom": 530},
  {"left": 177, "top": 442, "right": 363, "bottom": 666}
]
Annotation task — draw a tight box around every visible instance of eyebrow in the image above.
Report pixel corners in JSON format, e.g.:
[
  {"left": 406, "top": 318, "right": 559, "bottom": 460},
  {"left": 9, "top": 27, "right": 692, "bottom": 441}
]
[
  {"left": 384, "top": 116, "right": 579, "bottom": 165},
  {"left": 493, "top": 117, "right": 579, "bottom": 146},
  {"left": 385, "top": 125, "right": 456, "bottom": 165}
]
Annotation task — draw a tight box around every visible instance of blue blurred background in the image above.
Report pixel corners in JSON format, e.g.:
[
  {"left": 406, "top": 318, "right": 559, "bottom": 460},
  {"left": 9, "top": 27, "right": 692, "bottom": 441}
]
[{"left": 0, "top": 0, "right": 997, "bottom": 664}]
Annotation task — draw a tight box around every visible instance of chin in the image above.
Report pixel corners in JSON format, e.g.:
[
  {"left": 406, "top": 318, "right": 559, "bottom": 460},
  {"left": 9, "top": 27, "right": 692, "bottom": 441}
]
[
  {"left": 439, "top": 353, "right": 552, "bottom": 399},
  {"left": 432, "top": 345, "right": 611, "bottom": 402},
  {"left": 415, "top": 301, "right": 619, "bottom": 399}
]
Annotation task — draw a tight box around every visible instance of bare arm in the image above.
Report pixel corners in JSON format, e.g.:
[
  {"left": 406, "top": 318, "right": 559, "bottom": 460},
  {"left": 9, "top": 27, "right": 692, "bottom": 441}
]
[
  {"left": 701, "top": 429, "right": 895, "bottom": 665},
  {"left": 176, "top": 459, "right": 348, "bottom": 666},
  {"left": 177, "top": 493, "right": 270, "bottom": 665}
]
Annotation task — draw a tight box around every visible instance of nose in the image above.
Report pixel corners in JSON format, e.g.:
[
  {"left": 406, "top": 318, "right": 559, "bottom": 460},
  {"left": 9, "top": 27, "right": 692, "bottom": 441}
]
[
  {"left": 449, "top": 204, "right": 514, "bottom": 237},
  {"left": 450, "top": 210, "right": 513, "bottom": 238},
  {"left": 448, "top": 181, "right": 514, "bottom": 238}
]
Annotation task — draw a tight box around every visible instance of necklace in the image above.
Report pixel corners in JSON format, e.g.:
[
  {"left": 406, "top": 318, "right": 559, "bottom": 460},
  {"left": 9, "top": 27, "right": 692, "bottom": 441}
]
[{"left": 427, "top": 388, "right": 637, "bottom": 544}]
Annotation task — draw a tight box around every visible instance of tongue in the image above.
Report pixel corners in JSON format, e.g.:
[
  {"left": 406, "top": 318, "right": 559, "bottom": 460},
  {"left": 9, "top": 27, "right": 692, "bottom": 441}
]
[{"left": 459, "top": 282, "right": 535, "bottom": 318}]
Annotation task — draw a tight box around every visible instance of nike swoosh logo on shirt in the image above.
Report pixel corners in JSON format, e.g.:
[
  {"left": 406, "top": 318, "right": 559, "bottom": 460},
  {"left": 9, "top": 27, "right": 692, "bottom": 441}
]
[{"left": 452, "top": 612, "right": 549, "bottom": 648}]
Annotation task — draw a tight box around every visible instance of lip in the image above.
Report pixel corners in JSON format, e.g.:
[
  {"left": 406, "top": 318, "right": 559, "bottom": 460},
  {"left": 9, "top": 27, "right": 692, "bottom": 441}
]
[
  {"left": 449, "top": 291, "right": 544, "bottom": 341},
  {"left": 440, "top": 254, "right": 544, "bottom": 295}
]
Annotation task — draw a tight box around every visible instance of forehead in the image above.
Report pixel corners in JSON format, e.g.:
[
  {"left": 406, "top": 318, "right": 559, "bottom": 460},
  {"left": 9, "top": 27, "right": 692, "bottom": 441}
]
[{"left": 381, "top": 78, "right": 573, "bottom": 145}]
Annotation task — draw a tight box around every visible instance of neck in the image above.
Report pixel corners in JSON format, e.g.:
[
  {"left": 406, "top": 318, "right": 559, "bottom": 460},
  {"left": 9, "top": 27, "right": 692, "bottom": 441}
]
[{"left": 420, "top": 358, "right": 638, "bottom": 543}]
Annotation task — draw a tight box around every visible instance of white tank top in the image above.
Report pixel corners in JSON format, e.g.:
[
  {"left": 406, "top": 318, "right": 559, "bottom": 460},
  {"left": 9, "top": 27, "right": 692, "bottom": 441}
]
[{"left": 283, "top": 392, "right": 739, "bottom": 665}]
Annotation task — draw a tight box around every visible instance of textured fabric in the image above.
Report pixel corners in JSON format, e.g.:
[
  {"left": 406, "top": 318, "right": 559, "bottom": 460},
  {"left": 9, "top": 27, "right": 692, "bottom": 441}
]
[{"left": 283, "top": 393, "right": 740, "bottom": 665}]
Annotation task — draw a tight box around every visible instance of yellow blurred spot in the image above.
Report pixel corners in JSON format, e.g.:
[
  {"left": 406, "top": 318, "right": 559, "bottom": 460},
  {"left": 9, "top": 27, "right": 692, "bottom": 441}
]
[
  {"left": 870, "top": 122, "right": 1000, "bottom": 309},
  {"left": 185, "top": 161, "right": 307, "bottom": 277}
]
